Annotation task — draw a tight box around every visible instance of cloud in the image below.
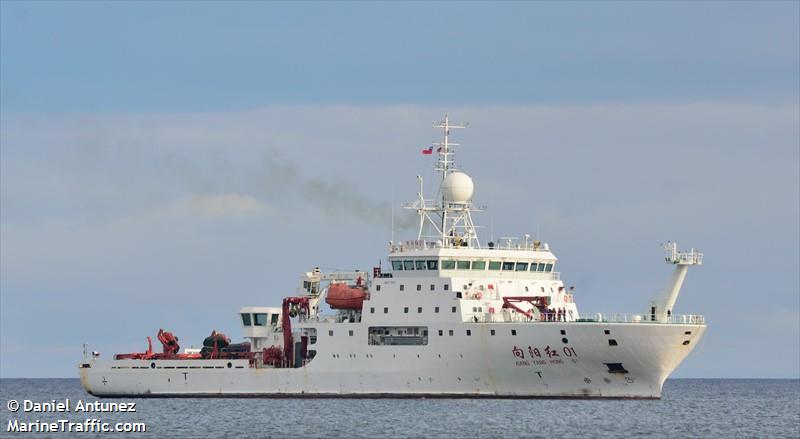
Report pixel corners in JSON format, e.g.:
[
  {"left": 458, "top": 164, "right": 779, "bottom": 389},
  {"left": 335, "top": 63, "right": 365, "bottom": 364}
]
[{"left": 155, "top": 193, "right": 271, "bottom": 219}]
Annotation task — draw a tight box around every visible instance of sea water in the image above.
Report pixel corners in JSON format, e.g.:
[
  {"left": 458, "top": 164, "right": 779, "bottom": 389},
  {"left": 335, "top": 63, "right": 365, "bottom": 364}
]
[{"left": 1, "top": 379, "right": 798, "bottom": 438}]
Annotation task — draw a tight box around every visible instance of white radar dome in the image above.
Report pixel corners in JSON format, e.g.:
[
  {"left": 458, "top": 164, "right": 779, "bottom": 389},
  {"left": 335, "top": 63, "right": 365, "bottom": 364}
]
[{"left": 441, "top": 172, "right": 474, "bottom": 204}]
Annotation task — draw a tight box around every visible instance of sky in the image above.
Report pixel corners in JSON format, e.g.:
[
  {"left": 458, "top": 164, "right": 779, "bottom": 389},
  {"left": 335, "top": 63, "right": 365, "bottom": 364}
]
[{"left": 0, "top": 1, "right": 798, "bottom": 379}]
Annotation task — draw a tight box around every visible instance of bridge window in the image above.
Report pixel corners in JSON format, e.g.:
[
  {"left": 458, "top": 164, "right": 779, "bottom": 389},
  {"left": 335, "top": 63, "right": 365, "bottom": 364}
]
[
  {"left": 457, "top": 260, "right": 471, "bottom": 270},
  {"left": 254, "top": 313, "right": 268, "bottom": 326},
  {"left": 489, "top": 261, "right": 501, "bottom": 270},
  {"left": 502, "top": 262, "right": 514, "bottom": 271},
  {"left": 545, "top": 263, "right": 554, "bottom": 272},
  {"left": 427, "top": 260, "right": 438, "bottom": 270},
  {"left": 530, "top": 263, "right": 539, "bottom": 272},
  {"left": 442, "top": 260, "right": 456, "bottom": 270},
  {"left": 391, "top": 260, "right": 403, "bottom": 271},
  {"left": 537, "top": 263, "right": 546, "bottom": 272},
  {"left": 472, "top": 261, "right": 486, "bottom": 270},
  {"left": 403, "top": 260, "right": 415, "bottom": 271},
  {"left": 515, "top": 262, "right": 529, "bottom": 271},
  {"left": 415, "top": 260, "right": 427, "bottom": 270},
  {"left": 271, "top": 314, "right": 279, "bottom": 325},
  {"left": 241, "top": 313, "right": 252, "bottom": 326}
]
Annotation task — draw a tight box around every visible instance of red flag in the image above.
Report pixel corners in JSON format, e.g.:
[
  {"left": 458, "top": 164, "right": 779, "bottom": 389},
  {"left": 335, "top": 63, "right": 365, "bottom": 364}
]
[{"left": 421, "top": 146, "right": 434, "bottom": 155}]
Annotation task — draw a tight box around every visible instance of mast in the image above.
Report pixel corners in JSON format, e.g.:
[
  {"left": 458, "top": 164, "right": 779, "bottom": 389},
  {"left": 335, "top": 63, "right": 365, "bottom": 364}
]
[
  {"left": 432, "top": 114, "right": 467, "bottom": 182},
  {"left": 403, "top": 114, "right": 481, "bottom": 248},
  {"left": 648, "top": 242, "right": 703, "bottom": 322}
]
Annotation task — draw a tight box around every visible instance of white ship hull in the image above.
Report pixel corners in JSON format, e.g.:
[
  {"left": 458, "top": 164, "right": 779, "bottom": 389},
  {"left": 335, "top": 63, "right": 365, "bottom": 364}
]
[
  {"left": 79, "top": 116, "right": 707, "bottom": 400},
  {"left": 81, "top": 322, "right": 705, "bottom": 399}
]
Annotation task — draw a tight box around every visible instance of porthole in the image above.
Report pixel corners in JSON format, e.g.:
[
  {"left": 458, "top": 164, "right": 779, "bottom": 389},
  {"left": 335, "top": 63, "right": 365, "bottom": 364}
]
[
  {"left": 227, "top": 362, "right": 232, "bottom": 368},
  {"left": 561, "top": 338, "right": 568, "bottom": 344}
]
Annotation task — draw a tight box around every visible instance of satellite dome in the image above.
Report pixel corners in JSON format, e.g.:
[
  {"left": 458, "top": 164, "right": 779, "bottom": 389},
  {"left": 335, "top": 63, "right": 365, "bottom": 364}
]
[{"left": 441, "top": 172, "right": 474, "bottom": 204}]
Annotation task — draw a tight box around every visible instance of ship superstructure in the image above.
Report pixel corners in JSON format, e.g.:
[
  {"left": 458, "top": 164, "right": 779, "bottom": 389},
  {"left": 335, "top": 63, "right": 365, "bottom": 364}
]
[{"left": 79, "top": 116, "right": 706, "bottom": 398}]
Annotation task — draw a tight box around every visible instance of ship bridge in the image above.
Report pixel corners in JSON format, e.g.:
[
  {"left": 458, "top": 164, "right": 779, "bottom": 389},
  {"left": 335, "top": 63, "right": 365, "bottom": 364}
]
[{"left": 387, "top": 244, "right": 559, "bottom": 280}]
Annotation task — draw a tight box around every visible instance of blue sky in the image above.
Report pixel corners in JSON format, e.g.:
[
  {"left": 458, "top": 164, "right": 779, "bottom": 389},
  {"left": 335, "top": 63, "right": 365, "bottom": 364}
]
[
  {"left": 1, "top": 2, "right": 798, "bottom": 378},
  {"left": 2, "top": 2, "right": 798, "bottom": 111}
]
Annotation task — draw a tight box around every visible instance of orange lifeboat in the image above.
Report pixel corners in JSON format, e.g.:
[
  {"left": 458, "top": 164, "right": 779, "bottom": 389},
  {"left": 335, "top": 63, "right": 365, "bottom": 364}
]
[{"left": 325, "top": 283, "right": 368, "bottom": 310}]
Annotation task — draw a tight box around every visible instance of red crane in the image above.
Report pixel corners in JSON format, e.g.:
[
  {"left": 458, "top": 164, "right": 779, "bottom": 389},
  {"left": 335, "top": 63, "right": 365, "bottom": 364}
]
[{"left": 281, "top": 297, "right": 310, "bottom": 367}]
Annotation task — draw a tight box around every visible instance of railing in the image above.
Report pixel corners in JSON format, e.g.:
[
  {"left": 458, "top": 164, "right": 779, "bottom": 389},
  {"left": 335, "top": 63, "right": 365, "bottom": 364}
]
[
  {"left": 573, "top": 313, "right": 705, "bottom": 325},
  {"left": 390, "top": 240, "right": 554, "bottom": 253},
  {"left": 482, "top": 312, "right": 704, "bottom": 325}
]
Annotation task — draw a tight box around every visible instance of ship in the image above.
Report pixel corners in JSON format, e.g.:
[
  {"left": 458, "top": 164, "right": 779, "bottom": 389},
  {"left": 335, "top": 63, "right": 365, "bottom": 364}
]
[{"left": 79, "top": 115, "right": 706, "bottom": 398}]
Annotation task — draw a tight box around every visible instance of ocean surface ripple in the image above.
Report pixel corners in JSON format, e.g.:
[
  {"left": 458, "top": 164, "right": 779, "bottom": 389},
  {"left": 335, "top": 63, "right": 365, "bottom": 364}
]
[{"left": 1, "top": 379, "right": 798, "bottom": 438}]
